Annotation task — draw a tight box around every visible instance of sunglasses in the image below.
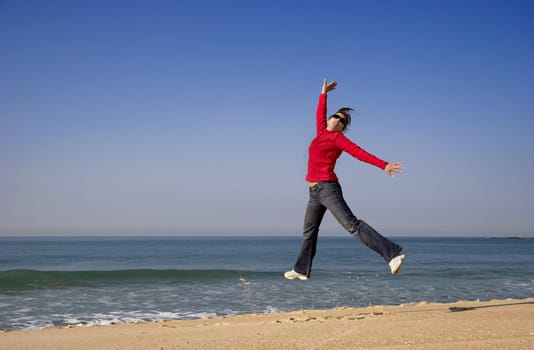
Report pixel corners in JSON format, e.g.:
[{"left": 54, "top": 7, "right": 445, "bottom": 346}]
[{"left": 330, "top": 114, "right": 347, "bottom": 126}]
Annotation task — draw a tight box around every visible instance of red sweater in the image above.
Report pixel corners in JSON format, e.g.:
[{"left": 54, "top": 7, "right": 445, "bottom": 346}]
[{"left": 305, "top": 93, "right": 388, "bottom": 182}]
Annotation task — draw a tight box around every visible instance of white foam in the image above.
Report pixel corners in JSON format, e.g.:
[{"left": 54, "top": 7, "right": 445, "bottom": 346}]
[{"left": 265, "top": 306, "right": 279, "bottom": 314}]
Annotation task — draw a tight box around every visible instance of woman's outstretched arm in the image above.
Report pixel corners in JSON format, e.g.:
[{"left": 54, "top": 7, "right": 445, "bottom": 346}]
[{"left": 316, "top": 79, "right": 338, "bottom": 133}]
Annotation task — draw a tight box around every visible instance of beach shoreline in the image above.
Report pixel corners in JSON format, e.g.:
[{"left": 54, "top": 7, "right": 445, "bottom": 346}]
[{"left": 1, "top": 297, "right": 533, "bottom": 350}]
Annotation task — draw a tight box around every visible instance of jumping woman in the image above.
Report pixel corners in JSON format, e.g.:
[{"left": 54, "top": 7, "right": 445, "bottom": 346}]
[{"left": 284, "top": 79, "right": 405, "bottom": 281}]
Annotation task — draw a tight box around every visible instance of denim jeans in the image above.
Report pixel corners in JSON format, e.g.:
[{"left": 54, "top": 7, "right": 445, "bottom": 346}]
[{"left": 293, "top": 181, "right": 402, "bottom": 277}]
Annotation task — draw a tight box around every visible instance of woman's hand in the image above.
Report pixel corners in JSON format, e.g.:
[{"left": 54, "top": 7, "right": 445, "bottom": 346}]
[
  {"left": 385, "top": 162, "right": 403, "bottom": 176},
  {"left": 322, "top": 79, "right": 337, "bottom": 94}
]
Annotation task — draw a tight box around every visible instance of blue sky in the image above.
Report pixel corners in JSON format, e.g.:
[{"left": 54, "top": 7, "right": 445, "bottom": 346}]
[{"left": 1, "top": 0, "right": 533, "bottom": 236}]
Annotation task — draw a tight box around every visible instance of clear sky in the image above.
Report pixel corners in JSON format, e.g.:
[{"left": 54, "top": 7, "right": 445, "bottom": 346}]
[{"left": 1, "top": 0, "right": 533, "bottom": 236}]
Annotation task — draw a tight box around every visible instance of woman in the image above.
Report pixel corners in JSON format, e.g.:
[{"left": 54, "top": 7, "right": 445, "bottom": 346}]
[{"left": 284, "top": 79, "right": 405, "bottom": 281}]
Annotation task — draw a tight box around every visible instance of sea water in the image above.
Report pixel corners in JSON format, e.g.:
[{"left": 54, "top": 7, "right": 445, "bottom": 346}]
[{"left": 0, "top": 236, "right": 533, "bottom": 330}]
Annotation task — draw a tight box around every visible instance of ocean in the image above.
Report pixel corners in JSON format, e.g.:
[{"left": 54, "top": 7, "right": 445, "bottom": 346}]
[{"left": 1, "top": 236, "right": 533, "bottom": 330}]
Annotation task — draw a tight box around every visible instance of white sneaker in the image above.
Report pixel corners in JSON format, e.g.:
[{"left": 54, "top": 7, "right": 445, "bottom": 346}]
[
  {"left": 389, "top": 254, "right": 405, "bottom": 276},
  {"left": 284, "top": 269, "right": 308, "bottom": 281}
]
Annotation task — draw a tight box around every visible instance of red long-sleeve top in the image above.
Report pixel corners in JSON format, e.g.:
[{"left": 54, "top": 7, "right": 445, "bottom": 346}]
[{"left": 305, "top": 93, "right": 388, "bottom": 182}]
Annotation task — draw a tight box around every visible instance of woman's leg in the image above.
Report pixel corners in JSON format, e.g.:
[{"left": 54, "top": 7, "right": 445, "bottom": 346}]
[
  {"left": 293, "top": 186, "right": 327, "bottom": 277},
  {"left": 319, "top": 182, "right": 402, "bottom": 262}
]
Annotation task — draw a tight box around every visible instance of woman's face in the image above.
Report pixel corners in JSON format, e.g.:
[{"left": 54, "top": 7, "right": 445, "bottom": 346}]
[{"left": 327, "top": 113, "right": 347, "bottom": 132}]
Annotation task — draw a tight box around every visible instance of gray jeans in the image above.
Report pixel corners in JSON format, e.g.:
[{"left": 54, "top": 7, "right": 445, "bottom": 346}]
[{"left": 293, "top": 181, "right": 402, "bottom": 277}]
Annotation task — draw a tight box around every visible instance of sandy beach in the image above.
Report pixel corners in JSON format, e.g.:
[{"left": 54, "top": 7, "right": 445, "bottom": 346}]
[{"left": 1, "top": 298, "right": 532, "bottom": 350}]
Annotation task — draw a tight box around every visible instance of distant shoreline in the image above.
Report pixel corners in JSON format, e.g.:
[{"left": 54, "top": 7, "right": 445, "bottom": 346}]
[{"left": 1, "top": 235, "right": 533, "bottom": 239}]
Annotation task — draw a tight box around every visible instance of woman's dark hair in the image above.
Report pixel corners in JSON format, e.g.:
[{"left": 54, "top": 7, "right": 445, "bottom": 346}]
[{"left": 330, "top": 107, "right": 354, "bottom": 133}]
